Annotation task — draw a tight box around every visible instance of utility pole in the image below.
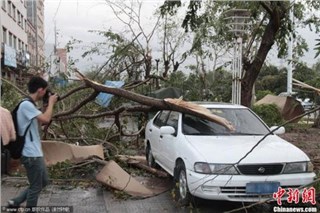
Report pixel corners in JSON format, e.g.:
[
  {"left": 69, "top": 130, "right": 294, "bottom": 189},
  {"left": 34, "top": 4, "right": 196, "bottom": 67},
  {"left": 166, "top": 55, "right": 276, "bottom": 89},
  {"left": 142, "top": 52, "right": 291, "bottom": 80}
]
[
  {"left": 225, "top": 9, "right": 250, "bottom": 105},
  {"left": 287, "top": 0, "right": 294, "bottom": 95}
]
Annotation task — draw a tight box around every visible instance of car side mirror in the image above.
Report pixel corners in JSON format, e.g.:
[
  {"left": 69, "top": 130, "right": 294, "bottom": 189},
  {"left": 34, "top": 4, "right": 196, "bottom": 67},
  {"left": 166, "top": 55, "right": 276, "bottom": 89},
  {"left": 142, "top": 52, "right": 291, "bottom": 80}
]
[
  {"left": 270, "top": 126, "right": 285, "bottom": 135},
  {"left": 160, "top": 126, "right": 176, "bottom": 135}
]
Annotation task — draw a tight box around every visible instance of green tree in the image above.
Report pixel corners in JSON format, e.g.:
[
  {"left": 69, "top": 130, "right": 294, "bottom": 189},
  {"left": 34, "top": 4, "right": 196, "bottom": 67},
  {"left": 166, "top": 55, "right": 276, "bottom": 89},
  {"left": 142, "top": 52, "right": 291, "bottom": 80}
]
[
  {"left": 293, "top": 63, "right": 319, "bottom": 101},
  {"left": 183, "top": 73, "right": 203, "bottom": 101},
  {"left": 157, "top": 11, "right": 189, "bottom": 78},
  {"left": 209, "top": 68, "right": 232, "bottom": 102},
  {"left": 160, "top": 1, "right": 320, "bottom": 107},
  {"left": 255, "top": 65, "right": 286, "bottom": 95},
  {"left": 252, "top": 104, "right": 283, "bottom": 126},
  {"left": 163, "top": 71, "right": 187, "bottom": 89}
]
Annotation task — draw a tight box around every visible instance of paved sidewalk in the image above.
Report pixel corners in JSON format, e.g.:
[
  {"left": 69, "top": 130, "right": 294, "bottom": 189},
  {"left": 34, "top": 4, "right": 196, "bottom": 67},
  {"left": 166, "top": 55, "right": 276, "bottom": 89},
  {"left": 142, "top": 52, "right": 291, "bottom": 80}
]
[
  {"left": 1, "top": 177, "right": 188, "bottom": 213},
  {"left": 2, "top": 177, "right": 317, "bottom": 213}
]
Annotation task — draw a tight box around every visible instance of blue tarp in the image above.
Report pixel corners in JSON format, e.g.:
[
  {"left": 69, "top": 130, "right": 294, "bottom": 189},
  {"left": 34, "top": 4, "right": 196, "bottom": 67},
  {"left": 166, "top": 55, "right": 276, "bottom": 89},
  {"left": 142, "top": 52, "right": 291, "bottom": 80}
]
[{"left": 95, "top": 81, "right": 125, "bottom": 107}]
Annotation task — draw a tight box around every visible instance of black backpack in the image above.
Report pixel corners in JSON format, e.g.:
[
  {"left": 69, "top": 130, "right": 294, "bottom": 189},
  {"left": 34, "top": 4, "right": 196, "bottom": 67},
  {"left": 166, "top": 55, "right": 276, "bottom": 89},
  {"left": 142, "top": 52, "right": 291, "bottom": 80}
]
[{"left": 6, "top": 98, "right": 35, "bottom": 159}]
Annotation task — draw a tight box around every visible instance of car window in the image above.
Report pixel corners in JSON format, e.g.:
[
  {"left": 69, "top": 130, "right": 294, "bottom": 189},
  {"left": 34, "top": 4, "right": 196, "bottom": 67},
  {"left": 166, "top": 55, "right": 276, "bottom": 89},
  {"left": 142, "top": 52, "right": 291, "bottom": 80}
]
[
  {"left": 182, "top": 108, "right": 270, "bottom": 135},
  {"left": 213, "top": 108, "right": 269, "bottom": 135},
  {"left": 183, "top": 114, "right": 220, "bottom": 135},
  {"left": 153, "top": 110, "right": 170, "bottom": 127},
  {"left": 166, "top": 111, "right": 179, "bottom": 133}
]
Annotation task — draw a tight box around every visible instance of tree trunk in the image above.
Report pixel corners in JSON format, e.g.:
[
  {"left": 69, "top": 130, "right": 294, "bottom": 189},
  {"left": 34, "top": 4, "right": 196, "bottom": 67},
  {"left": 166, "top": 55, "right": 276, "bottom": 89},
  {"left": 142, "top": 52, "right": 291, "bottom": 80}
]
[
  {"left": 241, "top": 3, "right": 287, "bottom": 107},
  {"left": 77, "top": 74, "right": 232, "bottom": 128}
]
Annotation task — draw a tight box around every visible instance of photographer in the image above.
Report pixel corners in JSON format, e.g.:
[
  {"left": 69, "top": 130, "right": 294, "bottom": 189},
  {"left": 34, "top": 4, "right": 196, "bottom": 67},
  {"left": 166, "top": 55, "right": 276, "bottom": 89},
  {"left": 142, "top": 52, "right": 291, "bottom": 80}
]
[{"left": 7, "top": 77, "right": 58, "bottom": 212}]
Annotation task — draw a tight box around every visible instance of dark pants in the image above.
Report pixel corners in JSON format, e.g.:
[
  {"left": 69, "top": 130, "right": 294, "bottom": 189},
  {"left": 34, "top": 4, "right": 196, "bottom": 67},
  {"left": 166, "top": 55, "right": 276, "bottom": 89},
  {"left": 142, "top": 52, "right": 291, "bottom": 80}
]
[{"left": 12, "top": 156, "right": 49, "bottom": 208}]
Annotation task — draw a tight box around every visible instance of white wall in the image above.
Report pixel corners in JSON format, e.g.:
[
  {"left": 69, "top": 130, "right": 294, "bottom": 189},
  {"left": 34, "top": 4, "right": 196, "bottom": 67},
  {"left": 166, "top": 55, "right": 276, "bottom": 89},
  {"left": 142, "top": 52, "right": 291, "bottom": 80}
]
[{"left": 1, "top": 0, "right": 28, "bottom": 49}]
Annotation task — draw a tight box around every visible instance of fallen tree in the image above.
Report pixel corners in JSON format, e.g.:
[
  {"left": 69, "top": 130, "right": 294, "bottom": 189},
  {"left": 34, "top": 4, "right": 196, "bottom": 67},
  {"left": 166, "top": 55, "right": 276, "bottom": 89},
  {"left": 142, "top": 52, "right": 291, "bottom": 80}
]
[{"left": 52, "top": 70, "right": 234, "bottom": 132}]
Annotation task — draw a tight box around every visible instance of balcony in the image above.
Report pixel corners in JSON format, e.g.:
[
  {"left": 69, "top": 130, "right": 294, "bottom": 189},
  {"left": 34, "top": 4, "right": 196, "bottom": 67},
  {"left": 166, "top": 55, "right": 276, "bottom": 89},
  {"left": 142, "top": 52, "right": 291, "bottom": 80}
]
[{"left": 1, "top": 42, "right": 30, "bottom": 68}]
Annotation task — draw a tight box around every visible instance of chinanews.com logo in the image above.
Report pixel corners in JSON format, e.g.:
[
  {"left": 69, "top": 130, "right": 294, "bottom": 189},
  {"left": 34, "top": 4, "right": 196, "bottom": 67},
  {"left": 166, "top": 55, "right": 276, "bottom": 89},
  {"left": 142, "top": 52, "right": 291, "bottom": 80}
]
[{"left": 272, "top": 187, "right": 318, "bottom": 213}]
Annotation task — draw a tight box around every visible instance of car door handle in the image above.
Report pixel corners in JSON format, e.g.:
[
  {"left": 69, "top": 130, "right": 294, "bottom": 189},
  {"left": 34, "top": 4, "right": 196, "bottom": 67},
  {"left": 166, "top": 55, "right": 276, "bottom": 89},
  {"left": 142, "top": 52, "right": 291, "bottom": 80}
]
[
  {"left": 160, "top": 135, "right": 163, "bottom": 139},
  {"left": 149, "top": 129, "right": 152, "bottom": 132}
]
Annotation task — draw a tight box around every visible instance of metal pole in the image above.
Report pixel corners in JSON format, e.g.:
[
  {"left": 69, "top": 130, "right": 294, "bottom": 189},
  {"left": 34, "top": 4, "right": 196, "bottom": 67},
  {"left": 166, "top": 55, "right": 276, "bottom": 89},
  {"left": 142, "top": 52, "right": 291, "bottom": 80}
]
[
  {"left": 238, "top": 37, "right": 242, "bottom": 105},
  {"left": 236, "top": 40, "right": 240, "bottom": 104},
  {"left": 226, "top": 9, "right": 249, "bottom": 105},
  {"left": 233, "top": 37, "right": 242, "bottom": 105},
  {"left": 232, "top": 38, "right": 236, "bottom": 104},
  {"left": 287, "top": 0, "right": 294, "bottom": 95}
]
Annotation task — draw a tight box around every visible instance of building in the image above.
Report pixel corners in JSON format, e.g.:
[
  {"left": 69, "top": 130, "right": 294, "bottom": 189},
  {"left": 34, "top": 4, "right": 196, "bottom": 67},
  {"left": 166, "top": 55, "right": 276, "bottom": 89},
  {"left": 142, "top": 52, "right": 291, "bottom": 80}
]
[
  {"left": 46, "top": 47, "right": 68, "bottom": 87},
  {"left": 26, "top": 18, "right": 36, "bottom": 67},
  {"left": 56, "top": 48, "right": 67, "bottom": 74},
  {"left": 1, "top": 0, "right": 29, "bottom": 82},
  {"left": 1, "top": 0, "right": 45, "bottom": 84},
  {"left": 26, "top": 0, "right": 45, "bottom": 67}
]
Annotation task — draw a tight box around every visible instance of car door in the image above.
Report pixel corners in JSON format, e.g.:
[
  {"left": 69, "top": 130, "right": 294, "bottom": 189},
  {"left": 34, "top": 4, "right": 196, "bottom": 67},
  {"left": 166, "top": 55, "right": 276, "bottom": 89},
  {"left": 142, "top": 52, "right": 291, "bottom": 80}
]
[
  {"left": 160, "top": 111, "right": 180, "bottom": 173},
  {"left": 148, "top": 110, "right": 170, "bottom": 161}
]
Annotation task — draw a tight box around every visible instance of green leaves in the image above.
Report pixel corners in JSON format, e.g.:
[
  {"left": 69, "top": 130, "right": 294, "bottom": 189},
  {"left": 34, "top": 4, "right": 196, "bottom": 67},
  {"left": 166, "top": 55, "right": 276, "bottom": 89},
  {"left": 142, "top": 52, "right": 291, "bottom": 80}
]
[
  {"left": 252, "top": 104, "right": 283, "bottom": 126},
  {"left": 181, "top": 1, "right": 203, "bottom": 32},
  {"left": 159, "top": 0, "right": 182, "bottom": 17}
]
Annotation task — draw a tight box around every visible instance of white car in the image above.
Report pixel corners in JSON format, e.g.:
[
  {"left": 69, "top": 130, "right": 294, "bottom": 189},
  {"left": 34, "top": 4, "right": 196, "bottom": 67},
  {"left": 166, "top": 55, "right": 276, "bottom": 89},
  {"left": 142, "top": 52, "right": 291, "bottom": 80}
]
[{"left": 144, "top": 102, "right": 315, "bottom": 205}]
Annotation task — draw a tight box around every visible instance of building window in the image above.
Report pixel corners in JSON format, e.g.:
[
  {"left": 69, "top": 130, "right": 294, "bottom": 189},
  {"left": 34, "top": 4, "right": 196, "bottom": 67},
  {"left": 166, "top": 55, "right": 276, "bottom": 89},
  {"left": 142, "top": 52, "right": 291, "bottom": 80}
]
[
  {"left": 9, "top": 32, "right": 13, "bottom": 47},
  {"left": 2, "top": 0, "right": 6, "bottom": 11},
  {"left": 7, "top": 1, "right": 11, "bottom": 16},
  {"left": 20, "top": 14, "right": 24, "bottom": 29},
  {"left": 17, "top": 10, "right": 21, "bottom": 25},
  {"left": 13, "top": 35, "right": 17, "bottom": 49},
  {"left": 2, "top": 27, "right": 7, "bottom": 44},
  {"left": 12, "top": 4, "right": 16, "bottom": 21},
  {"left": 18, "top": 39, "right": 21, "bottom": 50}
]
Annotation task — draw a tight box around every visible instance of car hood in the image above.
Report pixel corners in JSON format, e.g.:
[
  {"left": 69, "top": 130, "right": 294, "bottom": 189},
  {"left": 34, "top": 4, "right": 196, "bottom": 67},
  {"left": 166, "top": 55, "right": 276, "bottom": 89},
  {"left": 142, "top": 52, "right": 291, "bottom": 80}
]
[{"left": 184, "top": 135, "right": 310, "bottom": 164}]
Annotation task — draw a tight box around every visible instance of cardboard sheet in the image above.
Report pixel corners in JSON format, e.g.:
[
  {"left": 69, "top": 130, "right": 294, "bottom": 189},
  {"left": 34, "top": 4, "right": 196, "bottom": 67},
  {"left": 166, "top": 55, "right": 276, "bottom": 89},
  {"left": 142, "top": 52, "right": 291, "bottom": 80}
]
[
  {"left": 96, "top": 160, "right": 170, "bottom": 198},
  {"left": 42, "top": 141, "right": 104, "bottom": 166},
  {"left": 9, "top": 141, "right": 170, "bottom": 198}
]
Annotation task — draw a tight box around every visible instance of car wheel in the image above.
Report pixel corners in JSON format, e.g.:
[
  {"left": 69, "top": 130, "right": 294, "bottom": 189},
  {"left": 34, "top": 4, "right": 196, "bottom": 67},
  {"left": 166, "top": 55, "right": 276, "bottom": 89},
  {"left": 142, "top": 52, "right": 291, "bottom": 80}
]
[
  {"left": 146, "top": 144, "right": 156, "bottom": 168},
  {"left": 174, "top": 162, "right": 191, "bottom": 206}
]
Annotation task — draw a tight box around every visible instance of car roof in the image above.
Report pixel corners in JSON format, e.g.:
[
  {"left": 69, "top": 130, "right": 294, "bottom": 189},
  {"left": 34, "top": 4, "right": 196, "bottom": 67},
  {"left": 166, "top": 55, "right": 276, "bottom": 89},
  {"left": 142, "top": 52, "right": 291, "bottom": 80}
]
[{"left": 192, "top": 101, "right": 248, "bottom": 109}]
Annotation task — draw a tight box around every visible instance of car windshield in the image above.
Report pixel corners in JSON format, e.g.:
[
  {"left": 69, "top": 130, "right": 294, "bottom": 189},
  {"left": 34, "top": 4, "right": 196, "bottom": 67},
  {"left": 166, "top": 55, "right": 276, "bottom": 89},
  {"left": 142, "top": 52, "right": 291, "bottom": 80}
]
[{"left": 182, "top": 108, "right": 270, "bottom": 136}]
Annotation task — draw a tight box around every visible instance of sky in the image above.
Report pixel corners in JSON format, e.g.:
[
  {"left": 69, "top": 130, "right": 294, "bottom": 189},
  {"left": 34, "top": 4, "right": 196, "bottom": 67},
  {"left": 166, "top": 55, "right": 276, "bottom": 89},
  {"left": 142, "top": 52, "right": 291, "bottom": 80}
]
[
  {"left": 44, "top": 0, "right": 164, "bottom": 72},
  {"left": 44, "top": 0, "right": 320, "bottom": 73}
]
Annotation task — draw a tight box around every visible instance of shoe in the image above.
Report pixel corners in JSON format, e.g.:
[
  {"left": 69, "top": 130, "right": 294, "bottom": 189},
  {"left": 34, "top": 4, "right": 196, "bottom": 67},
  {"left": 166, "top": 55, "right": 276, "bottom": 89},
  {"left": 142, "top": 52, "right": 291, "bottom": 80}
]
[
  {"left": 8, "top": 199, "right": 16, "bottom": 206},
  {"left": 7, "top": 200, "right": 19, "bottom": 212}
]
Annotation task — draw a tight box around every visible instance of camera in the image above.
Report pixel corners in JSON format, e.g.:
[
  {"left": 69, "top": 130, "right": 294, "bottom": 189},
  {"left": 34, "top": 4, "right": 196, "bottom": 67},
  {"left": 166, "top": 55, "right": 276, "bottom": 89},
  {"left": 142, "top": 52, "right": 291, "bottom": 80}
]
[{"left": 43, "top": 89, "right": 60, "bottom": 105}]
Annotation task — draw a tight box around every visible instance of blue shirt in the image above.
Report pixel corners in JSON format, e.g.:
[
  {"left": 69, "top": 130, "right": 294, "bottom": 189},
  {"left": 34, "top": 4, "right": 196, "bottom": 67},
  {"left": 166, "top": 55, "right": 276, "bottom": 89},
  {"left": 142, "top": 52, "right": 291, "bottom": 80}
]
[{"left": 17, "top": 100, "right": 42, "bottom": 157}]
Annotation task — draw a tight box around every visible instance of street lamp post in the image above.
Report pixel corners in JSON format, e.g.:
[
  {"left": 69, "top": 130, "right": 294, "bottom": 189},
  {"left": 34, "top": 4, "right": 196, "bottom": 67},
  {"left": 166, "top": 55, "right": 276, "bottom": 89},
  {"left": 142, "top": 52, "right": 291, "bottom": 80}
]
[
  {"left": 287, "top": 0, "right": 294, "bottom": 96},
  {"left": 225, "top": 9, "right": 250, "bottom": 105}
]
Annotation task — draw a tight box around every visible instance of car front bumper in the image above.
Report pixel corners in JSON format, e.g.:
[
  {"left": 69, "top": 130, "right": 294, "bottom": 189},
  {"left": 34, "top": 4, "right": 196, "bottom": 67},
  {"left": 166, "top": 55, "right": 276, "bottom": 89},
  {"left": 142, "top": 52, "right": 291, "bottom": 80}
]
[{"left": 187, "top": 169, "right": 316, "bottom": 202}]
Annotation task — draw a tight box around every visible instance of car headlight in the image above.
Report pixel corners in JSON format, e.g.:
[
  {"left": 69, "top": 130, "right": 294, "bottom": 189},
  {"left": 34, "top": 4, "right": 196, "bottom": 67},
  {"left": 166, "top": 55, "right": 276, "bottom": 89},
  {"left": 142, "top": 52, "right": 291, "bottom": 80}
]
[
  {"left": 283, "top": 162, "right": 313, "bottom": 174},
  {"left": 194, "top": 162, "right": 239, "bottom": 175}
]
